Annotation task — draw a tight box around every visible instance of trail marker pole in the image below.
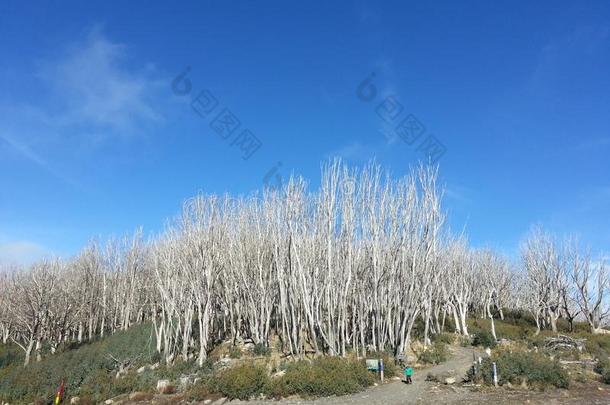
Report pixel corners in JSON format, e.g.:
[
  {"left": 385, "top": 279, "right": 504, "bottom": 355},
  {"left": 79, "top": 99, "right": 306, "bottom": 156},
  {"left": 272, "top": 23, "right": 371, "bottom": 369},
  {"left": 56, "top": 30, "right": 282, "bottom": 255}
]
[
  {"left": 492, "top": 362, "right": 498, "bottom": 387},
  {"left": 472, "top": 351, "right": 477, "bottom": 375}
]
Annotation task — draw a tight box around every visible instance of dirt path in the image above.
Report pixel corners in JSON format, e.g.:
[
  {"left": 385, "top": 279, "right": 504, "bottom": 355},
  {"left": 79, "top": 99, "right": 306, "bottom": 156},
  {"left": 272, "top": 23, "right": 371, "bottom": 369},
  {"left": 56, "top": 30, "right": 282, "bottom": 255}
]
[{"left": 241, "top": 346, "right": 477, "bottom": 405}]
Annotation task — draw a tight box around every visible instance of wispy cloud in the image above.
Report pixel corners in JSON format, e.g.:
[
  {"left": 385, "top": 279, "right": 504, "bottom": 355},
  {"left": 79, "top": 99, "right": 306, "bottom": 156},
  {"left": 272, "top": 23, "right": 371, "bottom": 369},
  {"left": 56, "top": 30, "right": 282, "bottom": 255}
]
[
  {"left": 0, "top": 133, "right": 81, "bottom": 187},
  {"left": 329, "top": 141, "right": 375, "bottom": 162},
  {"left": 38, "top": 29, "right": 164, "bottom": 133},
  {"left": 0, "top": 28, "right": 166, "bottom": 183},
  {"left": 444, "top": 184, "right": 474, "bottom": 204},
  {"left": 0, "top": 240, "right": 53, "bottom": 266},
  {"left": 575, "top": 136, "right": 610, "bottom": 151},
  {"left": 531, "top": 25, "right": 610, "bottom": 91}
]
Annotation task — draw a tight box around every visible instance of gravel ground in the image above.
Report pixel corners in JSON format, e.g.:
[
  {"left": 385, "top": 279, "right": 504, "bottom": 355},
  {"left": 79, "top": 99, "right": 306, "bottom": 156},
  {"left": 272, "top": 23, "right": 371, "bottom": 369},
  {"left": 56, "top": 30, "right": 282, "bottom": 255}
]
[
  {"left": 241, "top": 346, "right": 478, "bottom": 405},
  {"left": 117, "top": 346, "right": 610, "bottom": 405}
]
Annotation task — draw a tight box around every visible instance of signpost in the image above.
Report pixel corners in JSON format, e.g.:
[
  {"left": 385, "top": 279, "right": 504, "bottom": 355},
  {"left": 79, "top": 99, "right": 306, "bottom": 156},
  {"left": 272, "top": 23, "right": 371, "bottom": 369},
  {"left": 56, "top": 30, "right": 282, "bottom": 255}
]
[
  {"left": 366, "top": 358, "right": 384, "bottom": 382},
  {"left": 366, "top": 359, "right": 379, "bottom": 371}
]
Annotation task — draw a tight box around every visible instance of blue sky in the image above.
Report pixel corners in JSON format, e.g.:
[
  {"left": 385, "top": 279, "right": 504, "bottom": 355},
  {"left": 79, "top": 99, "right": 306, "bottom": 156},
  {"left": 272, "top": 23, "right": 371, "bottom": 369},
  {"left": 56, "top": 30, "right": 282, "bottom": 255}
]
[{"left": 1, "top": 0, "right": 609, "bottom": 263}]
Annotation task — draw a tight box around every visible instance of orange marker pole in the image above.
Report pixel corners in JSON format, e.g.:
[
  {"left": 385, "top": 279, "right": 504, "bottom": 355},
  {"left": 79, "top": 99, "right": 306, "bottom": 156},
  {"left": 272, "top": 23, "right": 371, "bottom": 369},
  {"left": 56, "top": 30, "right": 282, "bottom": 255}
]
[{"left": 54, "top": 379, "right": 65, "bottom": 405}]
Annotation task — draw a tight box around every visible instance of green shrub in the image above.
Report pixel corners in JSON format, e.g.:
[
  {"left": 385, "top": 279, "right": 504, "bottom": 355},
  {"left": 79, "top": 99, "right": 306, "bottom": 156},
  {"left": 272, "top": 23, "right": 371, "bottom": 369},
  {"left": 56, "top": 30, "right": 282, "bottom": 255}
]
[
  {"left": 209, "top": 364, "right": 269, "bottom": 400},
  {"left": 594, "top": 354, "right": 610, "bottom": 384},
  {"left": 500, "top": 309, "right": 538, "bottom": 329},
  {"left": 553, "top": 348, "right": 581, "bottom": 361},
  {"left": 594, "top": 356, "right": 609, "bottom": 375},
  {"left": 601, "top": 369, "right": 610, "bottom": 384},
  {"left": 228, "top": 345, "right": 242, "bottom": 359},
  {"left": 156, "top": 357, "right": 201, "bottom": 379},
  {"left": 468, "top": 318, "right": 535, "bottom": 340},
  {"left": 0, "top": 344, "right": 22, "bottom": 369},
  {"left": 186, "top": 377, "right": 213, "bottom": 401},
  {"left": 268, "top": 356, "right": 374, "bottom": 398},
  {"left": 457, "top": 335, "right": 471, "bottom": 347},
  {"left": 417, "top": 342, "right": 448, "bottom": 365},
  {"left": 471, "top": 329, "right": 497, "bottom": 348},
  {"left": 431, "top": 333, "right": 454, "bottom": 345},
  {"left": 469, "top": 350, "right": 569, "bottom": 388},
  {"left": 253, "top": 343, "right": 271, "bottom": 357},
  {"left": 0, "top": 323, "right": 157, "bottom": 404},
  {"left": 582, "top": 334, "right": 610, "bottom": 356}
]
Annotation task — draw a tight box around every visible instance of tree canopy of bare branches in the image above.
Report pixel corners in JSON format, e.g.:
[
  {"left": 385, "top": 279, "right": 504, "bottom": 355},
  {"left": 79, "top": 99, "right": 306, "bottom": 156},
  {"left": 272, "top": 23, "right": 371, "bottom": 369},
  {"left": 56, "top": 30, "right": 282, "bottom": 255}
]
[{"left": 1, "top": 161, "right": 607, "bottom": 367}]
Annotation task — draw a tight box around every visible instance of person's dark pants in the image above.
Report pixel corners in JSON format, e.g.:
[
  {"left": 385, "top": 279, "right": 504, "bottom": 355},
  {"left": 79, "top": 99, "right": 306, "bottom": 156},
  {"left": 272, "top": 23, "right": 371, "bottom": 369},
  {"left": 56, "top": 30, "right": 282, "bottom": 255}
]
[{"left": 406, "top": 376, "right": 412, "bottom": 384}]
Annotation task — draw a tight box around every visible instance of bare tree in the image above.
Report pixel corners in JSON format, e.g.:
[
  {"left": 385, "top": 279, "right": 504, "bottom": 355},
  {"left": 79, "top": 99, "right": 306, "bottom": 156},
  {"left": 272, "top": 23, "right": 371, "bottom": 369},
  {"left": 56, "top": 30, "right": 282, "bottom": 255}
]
[
  {"left": 522, "top": 226, "right": 568, "bottom": 334},
  {"left": 2, "top": 161, "right": 606, "bottom": 369},
  {"left": 572, "top": 252, "right": 609, "bottom": 334}
]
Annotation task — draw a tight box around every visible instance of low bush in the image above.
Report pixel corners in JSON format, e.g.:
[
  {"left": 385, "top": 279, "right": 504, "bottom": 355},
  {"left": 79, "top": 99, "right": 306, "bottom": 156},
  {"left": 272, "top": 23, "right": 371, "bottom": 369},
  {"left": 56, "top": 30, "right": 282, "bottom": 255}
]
[
  {"left": 208, "top": 364, "right": 270, "bottom": 400},
  {"left": 186, "top": 378, "right": 214, "bottom": 401},
  {"left": 582, "top": 333, "right": 610, "bottom": 356},
  {"left": 471, "top": 329, "right": 497, "bottom": 348},
  {"left": 469, "top": 350, "right": 569, "bottom": 388},
  {"left": 0, "top": 344, "right": 22, "bottom": 369},
  {"left": 418, "top": 342, "right": 448, "bottom": 365},
  {"left": 468, "top": 318, "right": 532, "bottom": 340},
  {"left": 268, "top": 356, "right": 374, "bottom": 398},
  {"left": 602, "top": 368, "right": 610, "bottom": 384},
  {"left": 500, "top": 309, "right": 538, "bottom": 329},
  {"left": 552, "top": 348, "right": 581, "bottom": 361},
  {"left": 431, "top": 333, "right": 454, "bottom": 345},
  {"left": 594, "top": 355, "right": 610, "bottom": 384},
  {"left": 458, "top": 335, "right": 471, "bottom": 347},
  {"left": 253, "top": 343, "right": 271, "bottom": 357},
  {"left": 228, "top": 346, "right": 242, "bottom": 359},
  {"left": 0, "top": 323, "right": 158, "bottom": 404}
]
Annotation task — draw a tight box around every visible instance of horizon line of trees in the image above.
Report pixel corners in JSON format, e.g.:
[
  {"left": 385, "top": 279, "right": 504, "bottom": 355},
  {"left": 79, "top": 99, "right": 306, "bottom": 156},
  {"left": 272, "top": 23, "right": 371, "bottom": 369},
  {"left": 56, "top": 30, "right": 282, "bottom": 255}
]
[{"left": 0, "top": 161, "right": 608, "bottom": 367}]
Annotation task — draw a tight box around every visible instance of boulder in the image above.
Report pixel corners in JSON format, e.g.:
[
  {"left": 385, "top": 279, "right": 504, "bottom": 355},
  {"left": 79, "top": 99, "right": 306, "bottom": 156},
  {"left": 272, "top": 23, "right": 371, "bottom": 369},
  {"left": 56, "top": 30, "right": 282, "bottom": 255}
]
[
  {"left": 70, "top": 397, "right": 80, "bottom": 404},
  {"left": 156, "top": 379, "right": 175, "bottom": 394},
  {"left": 128, "top": 392, "right": 154, "bottom": 401},
  {"left": 444, "top": 377, "right": 456, "bottom": 385},
  {"left": 498, "top": 339, "right": 511, "bottom": 346}
]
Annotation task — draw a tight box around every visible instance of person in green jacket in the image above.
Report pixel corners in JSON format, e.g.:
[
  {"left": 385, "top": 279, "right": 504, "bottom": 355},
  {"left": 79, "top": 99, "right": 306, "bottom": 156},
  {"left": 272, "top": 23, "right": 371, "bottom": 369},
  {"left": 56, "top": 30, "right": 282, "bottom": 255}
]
[{"left": 404, "top": 365, "right": 413, "bottom": 384}]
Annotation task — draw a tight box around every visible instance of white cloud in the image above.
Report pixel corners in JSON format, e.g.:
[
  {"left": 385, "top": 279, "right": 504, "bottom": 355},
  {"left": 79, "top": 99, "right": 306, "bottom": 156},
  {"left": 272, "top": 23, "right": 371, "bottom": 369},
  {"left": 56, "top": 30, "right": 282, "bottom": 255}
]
[
  {"left": 0, "top": 240, "right": 52, "bottom": 266},
  {"left": 0, "top": 28, "right": 166, "bottom": 185},
  {"left": 0, "top": 133, "right": 81, "bottom": 187},
  {"left": 444, "top": 184, "right": 474, "bottom": 204},
  {"left": 330, "top": 141, "right": 375, "bottom": 162},
  {"left": 531, "top": 25, "right": 610, "bottom": 91},
  {"left": 39, "top": 30, "right": 163, "bottom": 132}
]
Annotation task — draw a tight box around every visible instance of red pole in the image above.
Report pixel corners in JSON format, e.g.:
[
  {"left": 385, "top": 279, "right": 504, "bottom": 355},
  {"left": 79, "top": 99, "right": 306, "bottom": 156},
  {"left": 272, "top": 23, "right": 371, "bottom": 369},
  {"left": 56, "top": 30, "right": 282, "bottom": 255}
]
[{"left": 54, "top": 380, "right": 65, "bottom": 405}]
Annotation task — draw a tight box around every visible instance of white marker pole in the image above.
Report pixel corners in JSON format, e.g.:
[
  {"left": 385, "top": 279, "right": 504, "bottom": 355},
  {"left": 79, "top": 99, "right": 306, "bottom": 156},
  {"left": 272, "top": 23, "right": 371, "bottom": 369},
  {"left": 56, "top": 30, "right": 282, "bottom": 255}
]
[{"left": 492, "top": 362, "right": 498, "bottom": 387}]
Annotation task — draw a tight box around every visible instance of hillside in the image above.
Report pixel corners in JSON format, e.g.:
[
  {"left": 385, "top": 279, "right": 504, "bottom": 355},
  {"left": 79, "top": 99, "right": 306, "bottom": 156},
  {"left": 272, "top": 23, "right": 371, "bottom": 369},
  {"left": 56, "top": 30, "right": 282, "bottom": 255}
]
[{"left": 2, "top": 316, "right": 610, "bottom": 404}]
